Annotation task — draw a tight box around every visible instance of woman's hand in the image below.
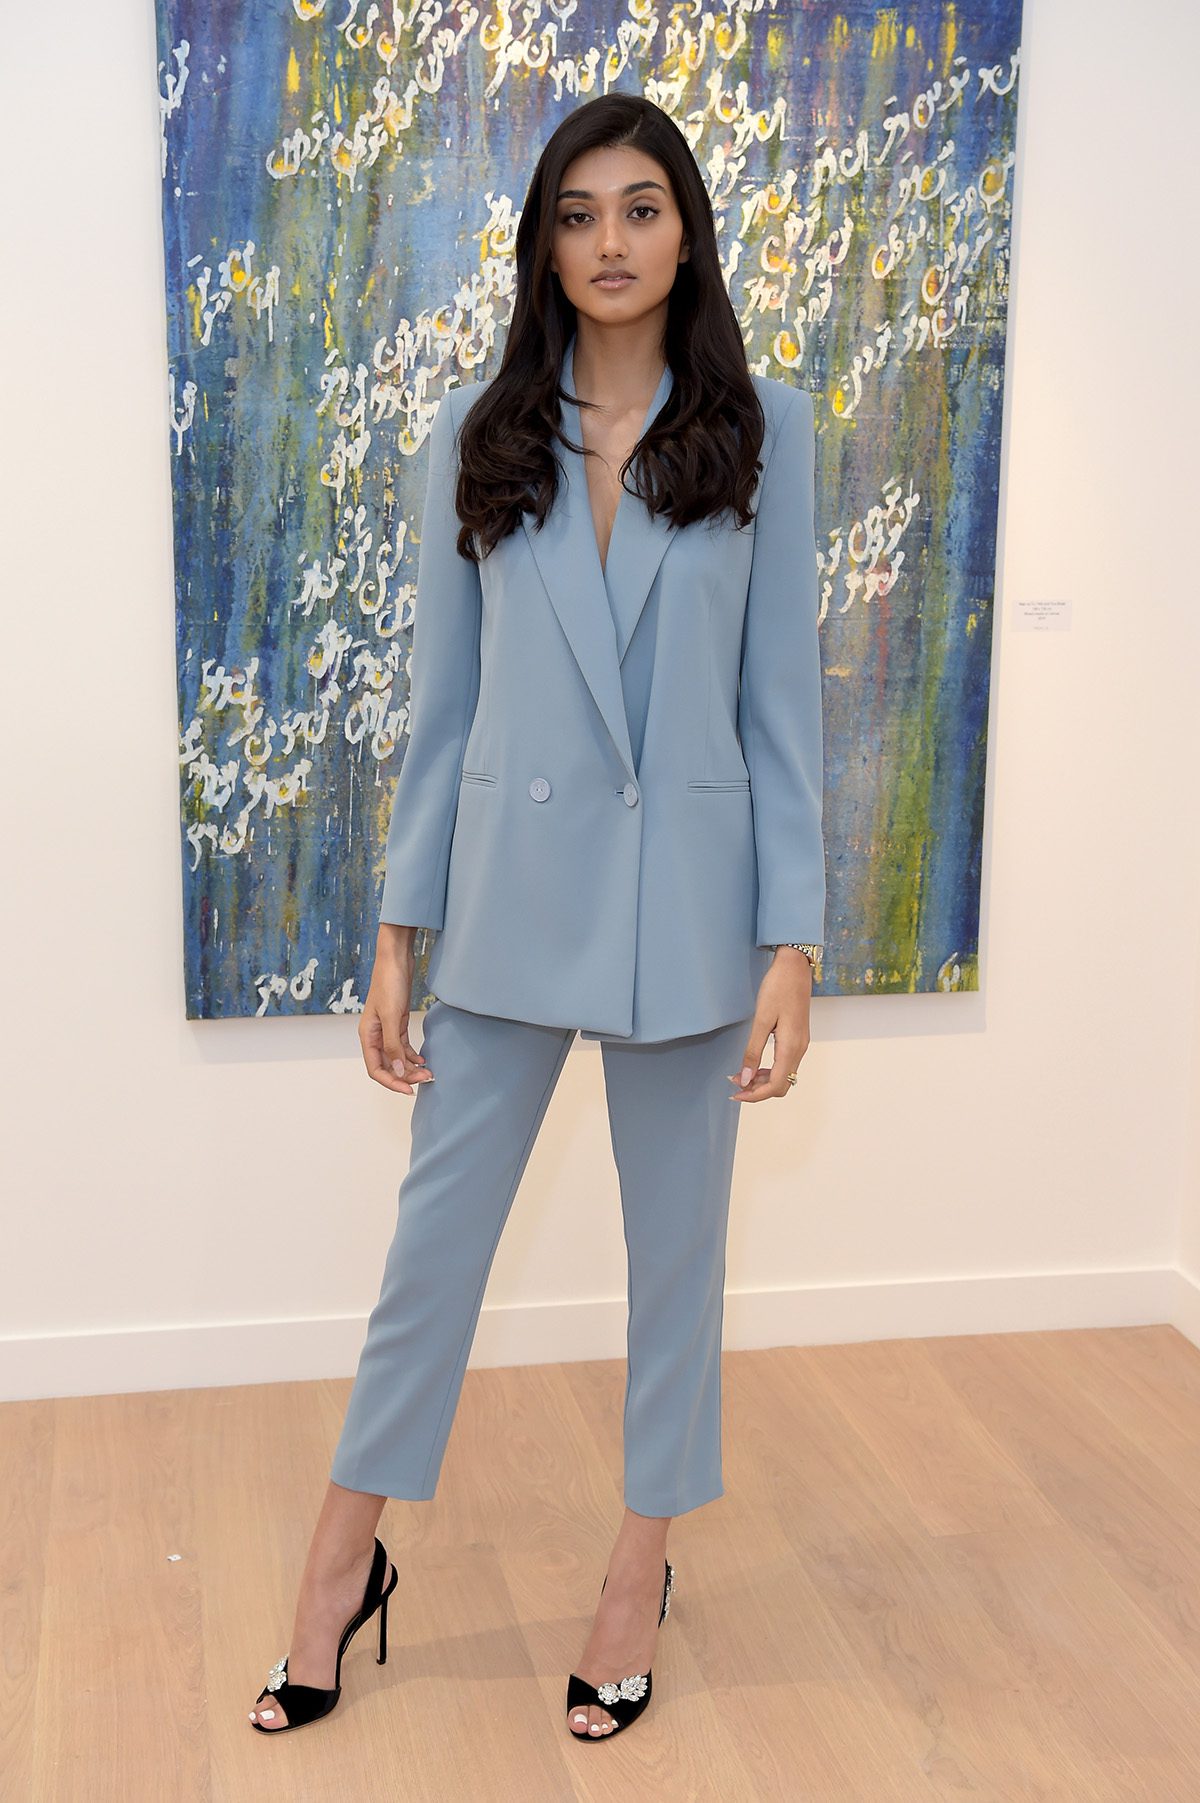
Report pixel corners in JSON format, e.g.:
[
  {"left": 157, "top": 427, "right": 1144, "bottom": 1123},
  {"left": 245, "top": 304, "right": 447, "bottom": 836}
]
[
  {"left": 729, "top": 948, "right": 814, "bottom": 1103},
  {"left": 359, "top": 925, "right": 437, "bottom": 1096}
]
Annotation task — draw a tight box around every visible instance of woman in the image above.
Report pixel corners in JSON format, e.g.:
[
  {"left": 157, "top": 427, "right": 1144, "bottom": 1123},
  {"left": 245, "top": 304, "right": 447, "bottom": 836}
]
[{"left": 249, "top": 91, "right": 825, "bottom": 1744}]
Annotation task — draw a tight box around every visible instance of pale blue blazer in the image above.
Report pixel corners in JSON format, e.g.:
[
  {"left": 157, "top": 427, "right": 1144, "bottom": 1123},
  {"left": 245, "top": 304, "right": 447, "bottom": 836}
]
[{"left": 379, "top": 332, "right": 825, "bottom": 1043}]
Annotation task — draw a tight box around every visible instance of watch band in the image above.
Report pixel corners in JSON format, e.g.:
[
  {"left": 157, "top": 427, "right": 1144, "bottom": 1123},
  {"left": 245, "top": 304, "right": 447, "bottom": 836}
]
[{"left": 772, "top": 942, "right": 823, "bottom": 966}]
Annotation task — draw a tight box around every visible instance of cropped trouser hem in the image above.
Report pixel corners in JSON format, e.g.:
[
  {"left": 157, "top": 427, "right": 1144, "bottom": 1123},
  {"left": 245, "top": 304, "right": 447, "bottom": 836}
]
[
  {"left": 328, "top": 1465, "right": 438, "bottom": 1503},
  {"left": 624, "top": 1483, "right": 725, "bottom": 1518},
  {"left": 327, "top": 1471, "right": 727, "bottom": 1516}
]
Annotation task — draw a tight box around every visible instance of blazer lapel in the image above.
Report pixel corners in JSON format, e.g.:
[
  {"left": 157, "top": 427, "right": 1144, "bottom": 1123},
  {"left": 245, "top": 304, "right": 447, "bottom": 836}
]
[{"left": 521, "top": 334, "right": 677, "bottom": 779}]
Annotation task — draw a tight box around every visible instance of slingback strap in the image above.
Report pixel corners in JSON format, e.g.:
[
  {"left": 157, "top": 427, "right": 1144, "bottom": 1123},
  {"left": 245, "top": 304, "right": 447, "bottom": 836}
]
[
  {"left": 356, "top": 1537, "right": 390, "bottom": 1624},
  {"left": 660, "top": 1560, "right": 675, "bottom": 1622}
]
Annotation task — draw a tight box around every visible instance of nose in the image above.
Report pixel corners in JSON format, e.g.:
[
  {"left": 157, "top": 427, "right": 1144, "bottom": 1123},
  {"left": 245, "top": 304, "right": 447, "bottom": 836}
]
[{"left": 597, "top": 216, "right": 629, "bottom": 259}]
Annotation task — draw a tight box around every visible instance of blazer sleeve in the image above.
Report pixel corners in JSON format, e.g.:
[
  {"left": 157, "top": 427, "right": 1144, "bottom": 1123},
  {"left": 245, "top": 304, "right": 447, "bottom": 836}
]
[
  {"left": 378, "top": 388, "right": 482, "bottom": 929},
  {"left": 737, "top": 386, "right": 827, "bottom": 949}
]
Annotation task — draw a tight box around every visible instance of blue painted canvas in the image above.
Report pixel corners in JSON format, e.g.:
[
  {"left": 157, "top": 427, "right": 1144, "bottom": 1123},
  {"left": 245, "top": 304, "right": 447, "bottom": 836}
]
[{"left": 155, "top": 0, "right": 1023, "bottom": 1018}]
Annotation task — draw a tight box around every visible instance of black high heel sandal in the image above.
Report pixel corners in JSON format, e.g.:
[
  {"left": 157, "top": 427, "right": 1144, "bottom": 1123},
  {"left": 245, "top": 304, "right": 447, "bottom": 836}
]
[
  {"left": 565, "top": 1556, "right": 675, "bottom": 1738},
  {"left": 249, "top": 1536, "right": 399, "bottom": 1735}
]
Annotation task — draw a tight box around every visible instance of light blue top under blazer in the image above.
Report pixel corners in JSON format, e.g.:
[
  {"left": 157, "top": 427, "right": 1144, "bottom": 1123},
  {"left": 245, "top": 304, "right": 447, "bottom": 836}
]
[{"left": 379, "top": 331, "right": 826, "bottom": 1043}]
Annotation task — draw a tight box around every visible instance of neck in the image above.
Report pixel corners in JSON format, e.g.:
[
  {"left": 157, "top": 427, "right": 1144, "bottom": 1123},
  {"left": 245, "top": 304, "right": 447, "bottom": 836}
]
[{"left": 568, "top": 321, "right": 668, "bottom": 412}]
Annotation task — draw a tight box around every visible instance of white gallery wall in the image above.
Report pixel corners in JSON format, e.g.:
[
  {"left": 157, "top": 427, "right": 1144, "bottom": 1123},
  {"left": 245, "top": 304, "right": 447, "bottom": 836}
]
[
  {"left": 2, "top": 1, "right": 1198, "bottom": 1401},
  {"left": 1180, "top": 899, "right": 1200, "bottom": 1339}
]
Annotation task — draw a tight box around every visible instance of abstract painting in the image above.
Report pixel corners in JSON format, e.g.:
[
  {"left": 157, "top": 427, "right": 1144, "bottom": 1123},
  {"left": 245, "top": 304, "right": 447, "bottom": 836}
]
[{"left": 155, "top": 0, "right": 1023, "bottom": 1017}]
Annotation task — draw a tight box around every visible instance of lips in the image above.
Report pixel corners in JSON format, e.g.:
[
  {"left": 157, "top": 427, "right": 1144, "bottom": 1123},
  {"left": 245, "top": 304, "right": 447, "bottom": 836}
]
[{"left": 593, "top": 274, "right": 634, "bottom": 285}]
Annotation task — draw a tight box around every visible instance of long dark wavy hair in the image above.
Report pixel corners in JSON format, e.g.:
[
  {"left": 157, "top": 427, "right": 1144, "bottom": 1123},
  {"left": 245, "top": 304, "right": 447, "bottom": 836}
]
[{"left": 450, "top": 93, "right": 768, "bottom": 563}]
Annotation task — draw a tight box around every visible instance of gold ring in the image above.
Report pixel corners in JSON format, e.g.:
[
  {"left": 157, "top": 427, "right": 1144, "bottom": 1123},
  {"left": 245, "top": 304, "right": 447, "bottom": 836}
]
[{"left": 786, "top": 1071, "right": 798, "bottom": 1086}]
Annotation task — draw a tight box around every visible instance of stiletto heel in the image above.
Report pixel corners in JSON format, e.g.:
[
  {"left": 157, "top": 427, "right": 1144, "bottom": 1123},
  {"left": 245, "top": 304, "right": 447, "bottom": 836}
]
[
  {"left": 378, "top": 1586, "right": 390, "bottom": 1664},
  {"left": 565, "top": 1556, "right": 675, "bottom": 1739},
  {"left": 250, "top": 1536, "right": 399, "bottom": 1735}
]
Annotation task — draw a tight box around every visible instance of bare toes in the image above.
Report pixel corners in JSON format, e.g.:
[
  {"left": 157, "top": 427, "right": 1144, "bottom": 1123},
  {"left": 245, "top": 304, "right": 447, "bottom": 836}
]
[{"left": 249, "top": 1702, "right": 289, "bottom": 1730}]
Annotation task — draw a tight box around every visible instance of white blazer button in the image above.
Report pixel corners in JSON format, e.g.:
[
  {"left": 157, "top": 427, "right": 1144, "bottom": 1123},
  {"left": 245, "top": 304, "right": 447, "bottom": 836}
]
[
  {"left": 622, "top": 783, "right": 639, "bottom": 807},
  {"left": 529, "top": 777, "right": 551, "bottom": 802}
]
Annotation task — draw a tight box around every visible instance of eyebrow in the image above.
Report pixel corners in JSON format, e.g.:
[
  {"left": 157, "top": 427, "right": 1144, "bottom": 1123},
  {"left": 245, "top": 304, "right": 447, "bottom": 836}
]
[{"left": 555, "top": 180, "right": 668, "bottom": 201}]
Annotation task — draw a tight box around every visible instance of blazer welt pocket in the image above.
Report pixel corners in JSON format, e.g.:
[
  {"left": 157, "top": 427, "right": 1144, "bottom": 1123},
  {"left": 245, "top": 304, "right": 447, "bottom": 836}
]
[
  {"left": 460, "top": 770, "right": 497, "bottom": 786},
  {"left": 686, "top": 777, "right": 751, "bottom": 791}
]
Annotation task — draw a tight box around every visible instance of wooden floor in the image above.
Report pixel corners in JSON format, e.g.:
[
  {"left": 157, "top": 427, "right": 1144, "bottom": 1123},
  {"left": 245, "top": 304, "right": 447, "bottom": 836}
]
[{"left": 5, "top": 1325, "right": 1200, "bottom": 1801}]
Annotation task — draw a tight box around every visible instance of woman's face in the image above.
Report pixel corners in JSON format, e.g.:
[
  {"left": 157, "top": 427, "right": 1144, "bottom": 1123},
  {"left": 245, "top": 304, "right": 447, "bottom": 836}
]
[{"left": 549, "top": 144, "right": 689, "bottom": 326}]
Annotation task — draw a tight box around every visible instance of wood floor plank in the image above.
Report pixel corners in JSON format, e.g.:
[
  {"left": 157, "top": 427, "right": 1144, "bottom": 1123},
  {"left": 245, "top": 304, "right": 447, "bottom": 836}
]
[
  {"left": 938, "top": 1520, "right": 1192, "bottom": 1767},
  {"left": 806, "top": 1337, "right": 1059, "bottom": 1537},
  {"left": 1029, "top": 1327, "right": 1200, "bottom": 1498},
  {"left": 5, "top": 1326, "right": 1200, "bottom": 1800},
  {"left": 0, "top": 1400, "right": 54, "bottom": 1803},
  {"left": 924, "top": 1333, "right": 1200, "bottom": 1672},
  {"left": 725, "top": 1349, "right": 1021, "bottom": 1795},
  {"left": 36, "top": 1392, "right": 207, "bottom": 1803}
]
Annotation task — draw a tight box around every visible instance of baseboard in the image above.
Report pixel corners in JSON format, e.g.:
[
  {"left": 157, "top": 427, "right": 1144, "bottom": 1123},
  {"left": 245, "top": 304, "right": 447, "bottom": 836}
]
[
  {"left": 2, "top": 1263, "right": 1193, "bottom": 1403},
  {"left": 1168, "top": 1262, "right": 1200, "bottom": 1350}
]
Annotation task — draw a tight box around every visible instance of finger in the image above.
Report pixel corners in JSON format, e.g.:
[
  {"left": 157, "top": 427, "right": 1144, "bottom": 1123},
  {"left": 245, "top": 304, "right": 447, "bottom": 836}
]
[
  {"left": 735, "top": 1025, "right": 771, "bottom": 1090},
  {"left": 360, "top": 1011, "right": 429, "bottom": 1096},
  {"left": 362, "top": 1035, "right": 417, "bottom": 1094},
  {"left": 768, "top": 1033, "right": 809, "bottom": 1098},
  {"left": 364, "top": 1025, "right": 425, "bottom": 1093},
  {"left": 391, "top": 1030, "right": 434, "bottom": 1083},
  {"left": 381, "top": 1035, "right": 434, "bottom": 1093},
  {"left": 728, "top": 1063, "right": 772, "bottom": 1102}
]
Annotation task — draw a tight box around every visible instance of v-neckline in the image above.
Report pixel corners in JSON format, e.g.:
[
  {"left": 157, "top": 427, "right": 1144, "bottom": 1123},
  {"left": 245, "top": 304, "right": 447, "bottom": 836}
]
[{"left": 565, "top": 335, "right": 671, "bottom": 583}]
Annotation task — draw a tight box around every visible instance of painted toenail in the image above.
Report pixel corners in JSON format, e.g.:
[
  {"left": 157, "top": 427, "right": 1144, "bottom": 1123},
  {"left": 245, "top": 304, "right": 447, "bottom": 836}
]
[{"left": 260, "top": 1710, "right": 275, "bottom": 1720}]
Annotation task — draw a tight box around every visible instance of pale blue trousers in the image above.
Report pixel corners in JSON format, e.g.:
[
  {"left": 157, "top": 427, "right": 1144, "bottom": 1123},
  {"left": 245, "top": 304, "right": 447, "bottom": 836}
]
[{"left": 329, "top": 997, "right": 753, "bottom": 1517}]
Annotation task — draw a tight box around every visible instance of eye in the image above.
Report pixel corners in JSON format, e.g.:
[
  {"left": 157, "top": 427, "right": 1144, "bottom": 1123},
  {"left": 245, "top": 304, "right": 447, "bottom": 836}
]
[{"left": 557, "top": 204, "right": 662, "bottom": 227}]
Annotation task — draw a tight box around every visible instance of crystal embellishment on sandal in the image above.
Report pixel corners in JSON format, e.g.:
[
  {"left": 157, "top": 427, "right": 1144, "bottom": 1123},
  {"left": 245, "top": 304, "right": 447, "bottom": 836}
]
[
  {"left": 662, "top": 1564, "right": 675, "bottom": 1619},
  {"left": 265, "top": 1656, "right": 288, "bottom": 1692},
  {"left": 596, "top": 1672, "right": 649, "bottom": 1706}
]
